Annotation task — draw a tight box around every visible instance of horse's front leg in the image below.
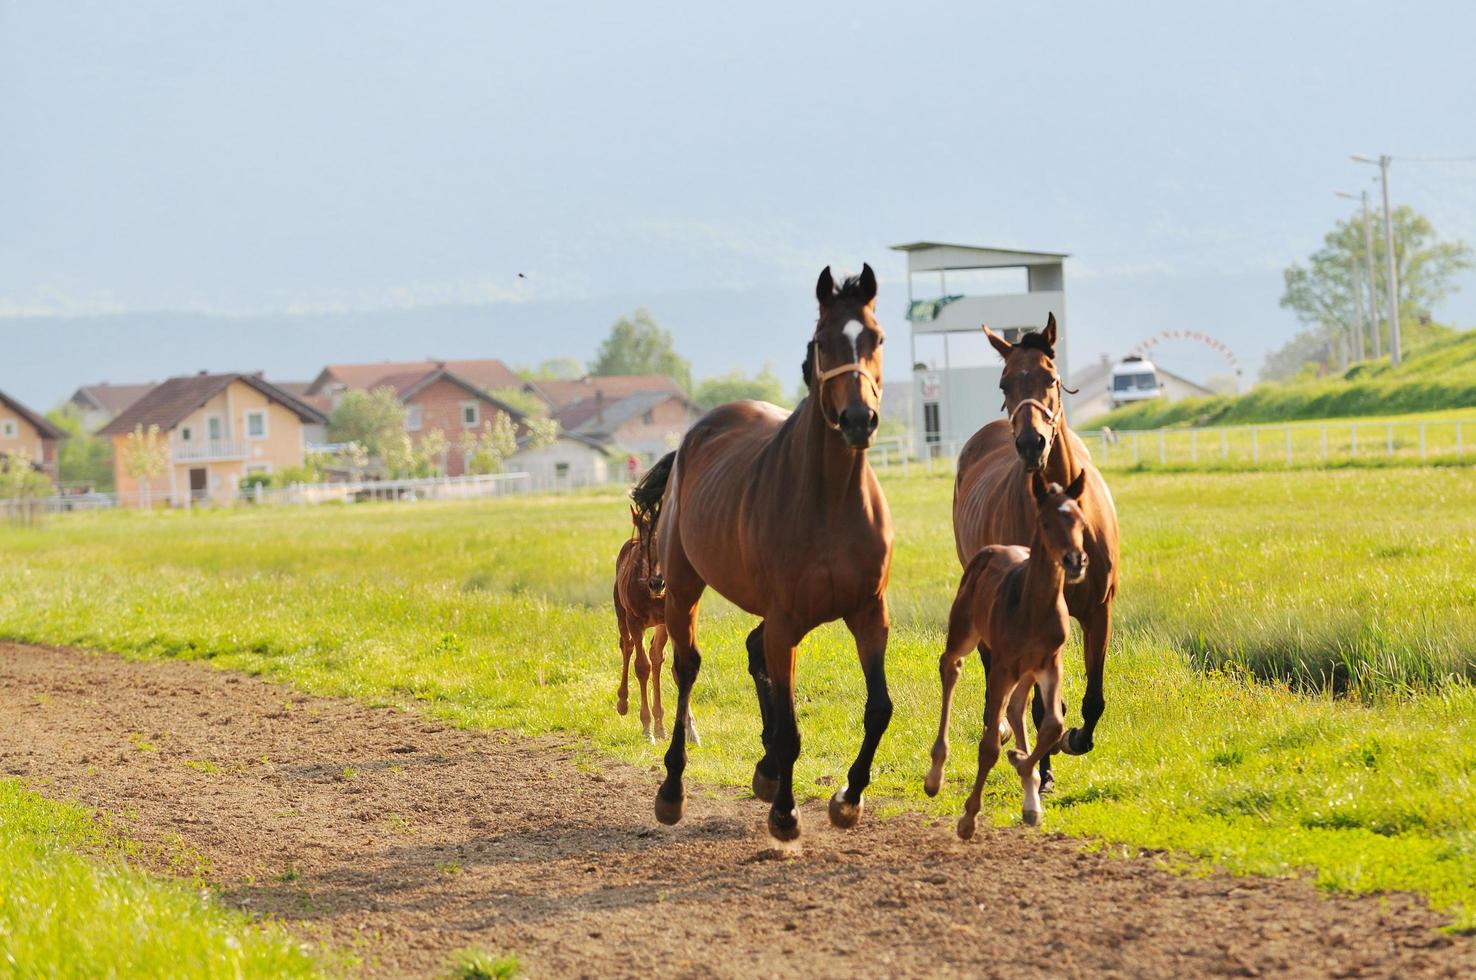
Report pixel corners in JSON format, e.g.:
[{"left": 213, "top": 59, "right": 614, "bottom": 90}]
[
  {"left": 761, "top": 616, "right": 804, "bottom": 842},
  {"left": 632, "top": 627, "right": 653, "bottom": 741},
  {"left": 925, "top": 594, "right": 976, "bottom": 798},
  {"left": 832, "top": 597, "right": 893, "bottom": 829},
  {"left": 1063, "top": 603, "right": 1111, "bottom": 756}
]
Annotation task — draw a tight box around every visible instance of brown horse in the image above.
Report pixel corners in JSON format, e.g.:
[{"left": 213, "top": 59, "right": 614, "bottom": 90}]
[
  {"left": 926, "top": 471, "right": 1087, "bottom": 837},
  {"left": 613, "top": 502, "right": 693, "bottom": 744},
  {"left": 633, "top": 264, "right": 893, "bottom": 843},
  {"left": 952, "top": 314, "right": 1119, "bottom": 793}
]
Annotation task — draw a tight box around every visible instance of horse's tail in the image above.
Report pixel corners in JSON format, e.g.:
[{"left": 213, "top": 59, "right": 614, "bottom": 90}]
[{"left": 630, "top": 450, "right": 676, "bottom": 522}]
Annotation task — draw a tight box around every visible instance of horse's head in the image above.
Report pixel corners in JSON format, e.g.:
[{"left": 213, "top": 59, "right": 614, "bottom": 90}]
[
  {"left": 985, "top": 313, "right": 1067, "bottom": 472},
  {"left": 1031, "top": 469, "right": 1088, "bottom": 585},
  {"left": 629, "top": 505, "right": 665, "bottom": 598},
  {"left": 805, "top": 263, "right": 884, "bottom": 450}
]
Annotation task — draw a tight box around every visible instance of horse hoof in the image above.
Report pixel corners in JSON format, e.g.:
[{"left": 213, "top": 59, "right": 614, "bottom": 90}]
[
  {"left": 686, "top": 727, "right": 701, "bottom": 747},
  {"left": 1061, "top": 728, "right": 1093, "bottom": 756},
  {"left": 956, "top": 813, "right": 977, "bottom": 841},
  {"left": 752, "top": 764, "right": 779, "bottom": 803},
  {"left": 1022, "top": 808, "right": 1042, "bottom": 827},
  {"left": 768, "top": 808, "right": 801, "bottom": 843},
  {"left": 643, "top": 728, "right": 654, "bottom": 744},
  {"left": 1040, "top": 773, "right": 1056, "bottom": 796},
  {"left": 654, "top": 726, "right": 667, "bottom": 743},
  {"left": 828, "top": 788, "right": 862, "bottom": 829},
  {"left": 616, "top": 697, "right": 629, "bottom": 716},
  {"left": 654, "top": 787, "right": 684, "bottom": 826},
  {"left": 923, "top": 768, "right": 942, "bottom": 798}
]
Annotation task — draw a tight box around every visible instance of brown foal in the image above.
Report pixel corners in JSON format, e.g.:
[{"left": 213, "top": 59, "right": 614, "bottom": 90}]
[
  {"left": 926, "top": 471, "right": 1088, "bottom": 838},
  {"left": 614, "top": 506, "right": 686, "bottom": 742},
  {"left": 633, "top": 264, "right": 893, "bottom": 843}
]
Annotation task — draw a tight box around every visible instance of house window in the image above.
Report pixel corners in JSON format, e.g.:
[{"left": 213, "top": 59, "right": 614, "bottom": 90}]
[
  {"left": 405, "top": 405, "right": 423, "bottom": 432},
  {"left": 180, "top": 426, "right": 192, "bottom": 442},
  {"left": 461, "top": 402, "right": 480, "bottom": 427},
  {"left": 207, "top": 416, "right": 224, "bottom": 441},
  {"left": 1, "top": 419, "right": 15, "bottom": 439},
  {"left": 245, "top": 410, "right": 268, "bottom": 439},
  {"left": 555, "top": 462, "right": 570, "bottom": 479}
]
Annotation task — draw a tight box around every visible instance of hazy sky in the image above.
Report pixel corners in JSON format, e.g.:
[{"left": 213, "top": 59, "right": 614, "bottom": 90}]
[{"left": 3, "top": 1, "right": 1475, "bottom": 407}]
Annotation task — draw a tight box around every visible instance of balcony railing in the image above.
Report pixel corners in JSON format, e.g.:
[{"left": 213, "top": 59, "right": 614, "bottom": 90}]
[{"left": 172, "top": 441, "right": 249, "bottom": 462}]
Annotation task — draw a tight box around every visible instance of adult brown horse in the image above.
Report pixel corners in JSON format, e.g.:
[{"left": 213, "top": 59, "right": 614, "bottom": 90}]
[
  {"left": 633, "top": 265, "right": 893, "bottom": 843},
  {"left": 952, "top": 314, "right": 1119, "bottom": 793}
]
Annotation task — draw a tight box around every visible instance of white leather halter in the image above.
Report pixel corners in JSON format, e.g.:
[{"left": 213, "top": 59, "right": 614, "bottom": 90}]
[
  {"left": 1009, "top": 397, "right": 1056, "bottom": 425},
  {"left": 813, "top": 347, "right": 882, "bottom": 431}
]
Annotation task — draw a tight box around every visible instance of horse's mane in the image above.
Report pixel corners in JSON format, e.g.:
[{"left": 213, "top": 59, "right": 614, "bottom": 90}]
[
  {"left": 830, "top": 272, "right": 870, "bottom": 303},
  {"left": 1015, "top": 330, "right": 1055, "bottom": 360},
  {"left": 630, "top": 450, "right": 675, "bottom": 522}
]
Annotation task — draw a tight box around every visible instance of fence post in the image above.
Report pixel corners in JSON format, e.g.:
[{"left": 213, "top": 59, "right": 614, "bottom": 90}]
[
  {"left": 1190, "top": 429, "right": 1198, "bottom": 464},
  {"left": 1387, "top": 423, "right": 1394, "bottom": 458},
  {"left": 1351, "top": 424, "right": 1357, "bottom": 459},
  {"left": 1221, "top": 429, "right": 1228, "bottom": 461},
  {"left": 1458, "top": 422, "right": 1464, "bottom": 458},
  {"left": 1133, "top": 432, "right": 1140, "bottom": 465},
  {"left": 1321, "top": 426, "right": 1328, "bottom": 463},
  {"left": 1285, "top": 426, "right": 1292, "bottom": 466},
  {"left": 1420, "top": 422, "right": 1426, "bottom": 461},
  {"left": 1251, "top": 427, "right": 1259, "bottom": 464}
]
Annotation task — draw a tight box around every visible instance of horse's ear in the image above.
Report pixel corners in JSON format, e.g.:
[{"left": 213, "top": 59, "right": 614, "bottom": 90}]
[
  {"left": 1042, "top": 313, "right": 1058, "bottom": 349},
  {"left": 1066, "top": 469, "right": 1086, "bottom": 500},
  {"left": 802, "top": 339, "right": 815, "bottom": 388},
  {"left": 983, "top": 325, "right": 1012, "bottom": 360},
  {"left": 858, "top": 263, "right": 877, "bottom": 306},
  {"left": 816, "top": 266, "right": 835, "bottom": 306},
  {"left": 1031, "top": 470, "right": 1049, "bottom": 503}
]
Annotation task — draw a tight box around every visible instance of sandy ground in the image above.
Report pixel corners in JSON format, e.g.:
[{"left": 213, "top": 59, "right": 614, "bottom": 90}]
[{"left": 1, "top": 642, "right": 1472, "bottom": 978}]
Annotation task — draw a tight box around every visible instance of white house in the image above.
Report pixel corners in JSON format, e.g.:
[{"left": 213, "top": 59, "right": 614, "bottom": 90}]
[{"left": 508, "top": 432, "right": 612, "bottom": 491}]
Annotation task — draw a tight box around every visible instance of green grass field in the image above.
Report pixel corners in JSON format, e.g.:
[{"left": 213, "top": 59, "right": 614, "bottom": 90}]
[
  {"left": 0, "top": 779, "right": 324, "bottom": 977},
  {"left": 1, "top": 468, "right": 1474, "bottom": 942}
]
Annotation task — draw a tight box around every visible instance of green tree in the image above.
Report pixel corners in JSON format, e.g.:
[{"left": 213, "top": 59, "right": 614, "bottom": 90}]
[
  {"left": 1277, "top": 205, "right": 1471, "bottom": 377},
  {"left": 418, "top": 428, "right": 450, "bottom": 476},
  {"left": 327, "top": 388, "right": 406, "bottom": 460},
  {"left": 0, "top": 450, "right": 53, "bottom": 525},
  {"left": 522, "top": 416, "right": 560, "bottom": 451},
  {"left": 589, "top": 308, "right": 691, "bottom": 391},
  {"left": 692, "top": 363, "right": 787, "bottom": 410},
  {"left": 459, "top": 413, "right": 519, "bottom": 475},
  {"left": 119, "top": 424, "right": 169, "bottom": 508},
  {"left": 517, "top": 357, "right": 585, "bottom": 381},
  {"left": 46, "top": 404, "right": 113, "bottom": 490}
]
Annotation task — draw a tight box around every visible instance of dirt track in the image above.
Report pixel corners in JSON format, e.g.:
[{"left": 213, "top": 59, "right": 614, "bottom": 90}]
[{"left": 2, "top": 643, "right": 1472, "bottom": 978}]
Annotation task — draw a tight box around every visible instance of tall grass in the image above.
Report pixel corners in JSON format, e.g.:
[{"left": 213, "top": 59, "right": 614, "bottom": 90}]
[
  {"left": 1089, "top": 328, "right": 1476, "bottom": 430},
  {"left": 0, "top": 780, "right": 324, "bottom": 977},
  {"left": 0, "top": 471, "right": 1473, "bottom": 928}
]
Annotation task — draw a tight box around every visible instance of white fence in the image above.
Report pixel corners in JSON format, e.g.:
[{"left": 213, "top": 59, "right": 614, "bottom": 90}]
[{"left": 868, "top": 418, "right": 1476, "bottom": 474}]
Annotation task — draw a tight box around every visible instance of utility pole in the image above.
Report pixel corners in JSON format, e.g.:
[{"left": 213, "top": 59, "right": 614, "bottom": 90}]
[
  {"left": 1353, "top": 154, "right": 1401, "bottom": 365},
  {"left": 1360, "top": 189, "right": 1381, "bottom": 359}
]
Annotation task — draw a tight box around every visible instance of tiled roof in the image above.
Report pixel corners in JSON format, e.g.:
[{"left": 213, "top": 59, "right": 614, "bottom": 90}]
[
  {"left": 555, "top": 390, "right": 693, "bottom": 438},
  {"left": 529, "top": 374, "right": 684, "bottom": 409},
  {"left": 0, "top": 389, "right": 65, "bottom": 440},
  {"left": 98, "top": 373, "right": 327, "bottom": 437},
  {"left": 309, "top": 359, "right": 521, "bottom": 396},
  {"left": 72, "top": 382, "right": 157, "bottom": 415}
]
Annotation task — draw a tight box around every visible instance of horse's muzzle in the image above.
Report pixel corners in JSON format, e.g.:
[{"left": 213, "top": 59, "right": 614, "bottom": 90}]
[
  {"left": 839, "top": 405, "right": 879, "bottom": 449},
  {"left": 1062, "top": 551, "right": 1088, "bottom": 584},
  {"left": 647, "top": 575, "right": 666, "bottom": 598},
  {"left": 1015, "top": 430, "right": 1049, "bottom": 471}
]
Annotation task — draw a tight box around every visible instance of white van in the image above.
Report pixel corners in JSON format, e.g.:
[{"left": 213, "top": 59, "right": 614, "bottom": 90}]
[{"left": 1110, "top": 356, "right": 1161, "bottom": 408}]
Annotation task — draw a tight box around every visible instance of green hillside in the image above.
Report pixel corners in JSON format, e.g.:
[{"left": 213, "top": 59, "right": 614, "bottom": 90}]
[{"left": 1087, "top": 328, "right": 1476, "bottom": 430}]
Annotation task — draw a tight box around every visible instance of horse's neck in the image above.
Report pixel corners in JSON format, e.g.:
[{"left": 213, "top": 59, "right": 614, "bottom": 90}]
[
  {"left": 1044, "top": 420, "right": 1079, "bottom": 485},
  {"left": 1021, "top": 521, "right": 1065, "bottom": 621},
  {"left": 785, "top": 394, "right": 868, "bottom": 512}
]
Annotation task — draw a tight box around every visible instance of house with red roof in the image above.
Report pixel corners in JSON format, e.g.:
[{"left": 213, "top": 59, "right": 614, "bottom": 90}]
[{"left": 0, "top": 388, "right": 65, "bottom": 483}]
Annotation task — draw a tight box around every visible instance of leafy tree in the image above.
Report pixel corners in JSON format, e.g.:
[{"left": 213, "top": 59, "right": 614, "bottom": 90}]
[
  {"left": 459, "top": 413, "right": 519, "bottom": 475},
  {"left": 693, "top": 363, "right": 786, "bottom": 410},
  {"left": 1276, "top": 205, "right": 1471, "bottom": 377},
  {"left": 119, "top": 424, "right": 169, "bottom": 508},
  {"left": 0, "top": 450, "right": 52, "bottom": 525},
  {"left": 517, "top": 357, "right": 585, "bottom": 381},
  {"left": 589, "top": 308, "right": 691, "bottom": 391},
  {"left": 418, "top": 428, "right": 449, "bottom": 476},
  {"left": 46, "top": 404, "right": 113, "bottom": 489},
  {"left": 522, "top": 416, "right": 560, "bottom": 451},
  {"left": 487, "top": 387, "right": 546, "bottom": 418},
  {"left": 327, "top": 388, "right": 406, "bottom": 459}
]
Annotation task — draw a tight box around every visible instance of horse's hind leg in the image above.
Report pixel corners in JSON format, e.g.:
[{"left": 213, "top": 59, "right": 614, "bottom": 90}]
[
  {"left": 647, "top": 626, "right": 688, "bottom": 745},
  {"left": 958, "top": 671, "right": 1010, "bottom": 841},
  {"left": 832, "top": 597, "right": 892, "bottom": 829},
  {"left": 633, "top": 626, "right": 653, "bottom": 740},
  {"left": 925, "top": 593, "right": 977, "bottom": 798},
  {"left": 747, "top": 622, "right": 779, "bottom": 802},
  {"left": 760, "top": 616, "right": 806, "bottom": 842},
  {"left": 653, "top": 557, "right": 705, "bottom": 827}
]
